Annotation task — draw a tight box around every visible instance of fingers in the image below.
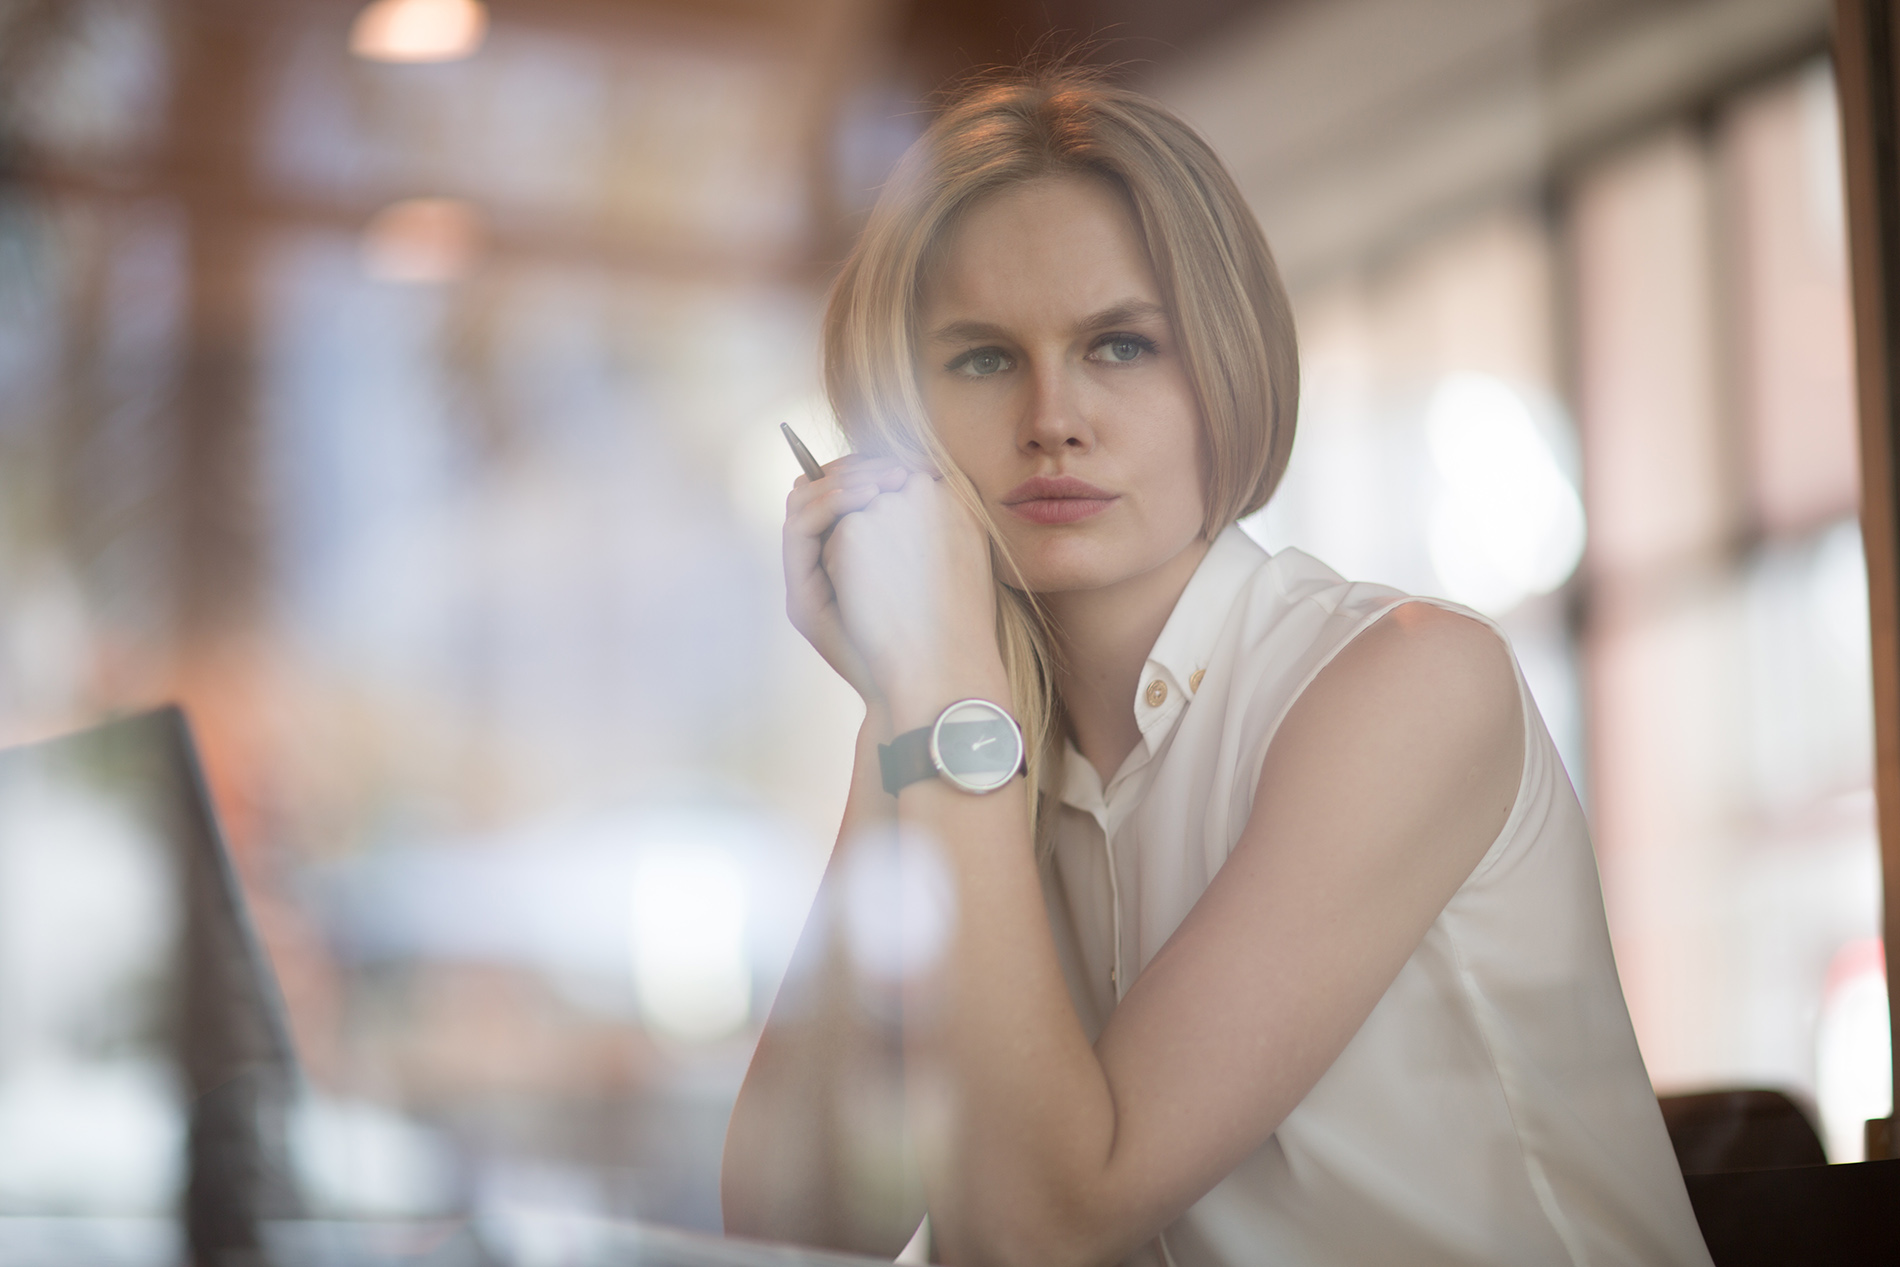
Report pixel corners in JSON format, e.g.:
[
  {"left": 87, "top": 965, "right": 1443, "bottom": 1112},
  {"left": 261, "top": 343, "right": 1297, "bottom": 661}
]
[
  {"left": 783, "top": 474, "right": 903, "bottom": 605},
  {"left": 782, "top": 453, "right": 932, "bottom": 583},
  {"left": 785, "top": 484, "right": 877, "bottom": 552},
  {"left": 787, "top": 455, "right": 909, "bottom": 508},
  {"left": 797, "top": 453, "right": 887, "bottom": 489}
]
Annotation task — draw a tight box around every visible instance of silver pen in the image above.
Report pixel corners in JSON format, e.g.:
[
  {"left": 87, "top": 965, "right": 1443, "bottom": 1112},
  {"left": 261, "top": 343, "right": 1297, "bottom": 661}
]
[{"left": 780, "top": 422, "right": 827, "bottom": 481}]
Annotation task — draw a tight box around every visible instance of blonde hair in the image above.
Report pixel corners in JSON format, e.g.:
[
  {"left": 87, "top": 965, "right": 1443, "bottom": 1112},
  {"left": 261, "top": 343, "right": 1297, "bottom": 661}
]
[{"left": 822, "top": 68, "right": 1299, "bottom": 847}]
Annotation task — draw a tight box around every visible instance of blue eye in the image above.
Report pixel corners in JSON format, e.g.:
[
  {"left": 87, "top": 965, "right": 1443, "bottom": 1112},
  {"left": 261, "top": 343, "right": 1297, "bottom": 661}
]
[
  {"left": 951, "top": 348, "right": 1012, "bottom": 377},
  {"left": 1093, "top": 334, "right": 1154, "bottom": 364}
]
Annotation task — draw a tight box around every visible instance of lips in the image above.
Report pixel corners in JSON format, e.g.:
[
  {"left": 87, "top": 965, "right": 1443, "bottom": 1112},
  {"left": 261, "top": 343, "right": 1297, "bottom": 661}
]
[{"left": 1001, "top": 475, "right": 1119, "bottom": 525}]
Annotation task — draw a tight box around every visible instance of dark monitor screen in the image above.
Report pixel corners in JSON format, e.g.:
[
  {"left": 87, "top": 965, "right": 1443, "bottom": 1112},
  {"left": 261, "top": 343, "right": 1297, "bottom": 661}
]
[
  {"left": 0, "top": 710, "right": 887, "bottom": 1267},
  {"left": 0, "top": 706, "right": 301, "bottom": 1266}
]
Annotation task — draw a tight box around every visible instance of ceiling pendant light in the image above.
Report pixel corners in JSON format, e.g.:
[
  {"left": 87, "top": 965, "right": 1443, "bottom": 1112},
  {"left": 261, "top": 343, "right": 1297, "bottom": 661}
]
[{"left": 350, "top": 0, "right": 488, "bottom": 64}]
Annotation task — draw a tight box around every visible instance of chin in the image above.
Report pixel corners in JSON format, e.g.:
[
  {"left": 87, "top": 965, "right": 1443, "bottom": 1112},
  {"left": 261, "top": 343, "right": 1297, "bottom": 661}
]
[
  {"left": 1002, "top": 527, "right": 1138, "bottom": 595},
  {"left": 999, "top": 511, "right": 1211, "bottom": 598}
]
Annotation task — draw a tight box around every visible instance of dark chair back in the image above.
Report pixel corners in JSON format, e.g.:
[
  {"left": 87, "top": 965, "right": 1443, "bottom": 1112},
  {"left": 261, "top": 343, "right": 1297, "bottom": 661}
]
[
  {"left": 1658, "top": 1089, "right": 1826, "bottom": 1174},
  {"left": 1658, "top": 1088, "right": 1899, "bottom": 1265},
  {"left": 1684, "top": 1158, "right": 1900, "bottom": 1267}
]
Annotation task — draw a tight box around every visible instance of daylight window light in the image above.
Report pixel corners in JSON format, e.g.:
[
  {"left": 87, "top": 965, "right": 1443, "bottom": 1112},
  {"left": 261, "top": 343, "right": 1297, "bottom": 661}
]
[
  {"left": 629, "top": 848, "right": 751, "bottom": 1043},
  {"left": 350, "top": 0, "right": 487, "bottom": 64},
  {"left": 1816, "top": 939, "right": 1891, "bottom": 1161},
  {"left": 1424, "top": 374, "right": 1586, "bottom": 616}
]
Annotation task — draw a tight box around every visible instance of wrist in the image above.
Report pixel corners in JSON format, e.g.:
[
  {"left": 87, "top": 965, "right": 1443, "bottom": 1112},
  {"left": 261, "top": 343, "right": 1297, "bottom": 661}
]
[
  {"left": 884, "top": 662, "right": 1013, "bottom": 734},
  {"left": 860, "top": 696, "right": 896, "bottom": 743},
  {"left": 878, "top": 694, "right": 1025, "bottom": 797}
]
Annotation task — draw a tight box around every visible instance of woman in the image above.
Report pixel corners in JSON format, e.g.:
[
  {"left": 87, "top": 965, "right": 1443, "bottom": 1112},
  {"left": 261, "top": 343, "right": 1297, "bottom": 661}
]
[{"left": 723, "top": 69, "right": 1712, "bottom": 1267}]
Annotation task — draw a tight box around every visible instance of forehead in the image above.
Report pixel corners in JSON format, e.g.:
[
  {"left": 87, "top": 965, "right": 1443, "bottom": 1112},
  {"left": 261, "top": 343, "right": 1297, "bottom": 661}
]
[{"left": 921, "top": 175, "right": 1162, "bottom": 322}]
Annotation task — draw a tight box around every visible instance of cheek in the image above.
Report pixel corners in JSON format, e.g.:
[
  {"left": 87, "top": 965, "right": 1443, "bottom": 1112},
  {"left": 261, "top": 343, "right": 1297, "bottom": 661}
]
[
  {"left": 1170, "top": 439, "right": 1210, "bottom": 530},
  {"left": 917, "top": 383, "right": 978, "bottom": 472},
  {"left": 1188, "top": 416, "right": 1212, "bottom": 518},
  {"left": 1137, "top": 386, "right": 1209, "bottom": 525},
  {"left": 931, "top": 414, "right": 999, "bottom": 489}
]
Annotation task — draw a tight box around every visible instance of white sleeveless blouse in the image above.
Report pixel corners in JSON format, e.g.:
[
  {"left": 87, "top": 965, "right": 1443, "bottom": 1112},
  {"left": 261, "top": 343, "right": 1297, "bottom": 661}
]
[{"left": 1040, "top": 526, "right": 1713, "bottom": 1267}]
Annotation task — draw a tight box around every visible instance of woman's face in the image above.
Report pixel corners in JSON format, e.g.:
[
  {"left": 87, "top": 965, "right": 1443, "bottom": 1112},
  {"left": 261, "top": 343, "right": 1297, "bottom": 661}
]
[{"left": 916, "top": 174, "right": 1209, "bottom": 597}]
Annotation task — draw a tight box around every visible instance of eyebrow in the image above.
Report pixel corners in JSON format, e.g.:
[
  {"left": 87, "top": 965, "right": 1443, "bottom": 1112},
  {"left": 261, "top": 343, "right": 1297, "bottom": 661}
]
[{"left": 924, "top": 299, "right": 1171, "bottom": 346}]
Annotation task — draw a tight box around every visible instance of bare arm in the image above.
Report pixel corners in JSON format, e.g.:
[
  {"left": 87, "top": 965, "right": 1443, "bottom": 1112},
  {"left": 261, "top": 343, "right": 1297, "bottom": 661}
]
[
  {"left": 721, "top": 455, "right": 925, "bottom": 1254},
  {"left": 877, "top": 567, "right": 1522, "bottom": 1264},
  {"left": 720, "top": 704, "right": 926, "bottom": 1254},
  {"left": 743, "top": 467, "right": 1524, "bottom": 1267}
]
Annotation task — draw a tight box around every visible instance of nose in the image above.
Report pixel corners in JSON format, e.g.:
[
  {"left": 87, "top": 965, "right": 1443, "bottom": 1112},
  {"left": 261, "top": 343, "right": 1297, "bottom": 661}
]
[{"left": 1017, "top": 361, "right": 1094, "bottom": 456}]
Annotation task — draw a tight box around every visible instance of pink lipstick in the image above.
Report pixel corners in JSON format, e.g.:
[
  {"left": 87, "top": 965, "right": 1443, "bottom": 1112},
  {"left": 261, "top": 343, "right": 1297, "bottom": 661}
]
[{"left": 1001, "top": 475, "right": 1118, "bottom": 525}]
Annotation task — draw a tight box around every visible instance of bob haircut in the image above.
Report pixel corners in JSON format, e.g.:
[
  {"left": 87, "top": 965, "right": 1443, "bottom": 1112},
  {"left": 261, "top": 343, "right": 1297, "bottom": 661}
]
[{"left": 821, "top": 68, "right": 1299, "bottom": 842}]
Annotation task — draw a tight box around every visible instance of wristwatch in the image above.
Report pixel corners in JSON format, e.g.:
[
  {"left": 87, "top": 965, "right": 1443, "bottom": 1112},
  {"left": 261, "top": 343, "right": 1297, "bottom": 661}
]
[{"left": 879, "top": 699, "right": 1025, "bottom": 796}]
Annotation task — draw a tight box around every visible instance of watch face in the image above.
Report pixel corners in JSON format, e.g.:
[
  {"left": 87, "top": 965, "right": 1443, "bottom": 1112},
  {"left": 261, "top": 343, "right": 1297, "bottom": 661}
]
[{"left": 930, "top": 700, "right": 1024, "bottom": 794}]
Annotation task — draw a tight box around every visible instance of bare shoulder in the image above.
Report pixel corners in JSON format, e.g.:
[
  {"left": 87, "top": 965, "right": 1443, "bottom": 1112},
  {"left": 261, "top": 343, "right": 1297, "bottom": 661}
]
[
  {"left": 1306, "top": 601, "right": 1519, "bottom": 737},
  {"left": 1259, "top": 601, "right": 1524, "bottom": 864}
]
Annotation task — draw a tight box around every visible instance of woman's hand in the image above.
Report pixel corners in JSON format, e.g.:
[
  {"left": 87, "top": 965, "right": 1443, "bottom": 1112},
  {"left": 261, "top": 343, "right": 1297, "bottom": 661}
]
[
  {"left": 819, "top": 467, "right": 1003, "bottom": 721},
  {"left": 783, "top": 454, "right": 911, "bottom": 702}
]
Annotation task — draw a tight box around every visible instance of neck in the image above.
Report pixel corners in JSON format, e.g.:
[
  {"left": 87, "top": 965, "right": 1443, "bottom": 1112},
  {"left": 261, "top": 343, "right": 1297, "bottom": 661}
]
[{"left": 1045, "top": 534, "right": 1213, "bottom": 786}]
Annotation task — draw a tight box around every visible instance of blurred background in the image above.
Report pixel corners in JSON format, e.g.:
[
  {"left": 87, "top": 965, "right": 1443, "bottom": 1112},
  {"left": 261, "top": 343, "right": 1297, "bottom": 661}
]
[{"left": 0, "top": 0, "right": 1887, "bottom": 1242}]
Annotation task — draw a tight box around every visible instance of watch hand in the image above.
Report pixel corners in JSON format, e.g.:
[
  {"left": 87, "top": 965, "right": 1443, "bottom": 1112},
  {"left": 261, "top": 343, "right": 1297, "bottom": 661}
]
[{"left": 971, "top": 736, "right": 996, "bottom": 749}]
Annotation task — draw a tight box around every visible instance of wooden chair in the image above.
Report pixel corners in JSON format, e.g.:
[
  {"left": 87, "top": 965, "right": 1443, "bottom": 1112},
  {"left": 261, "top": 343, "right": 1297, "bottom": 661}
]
[{"left": 1659, "top": 1089, "right": 1900, "bottom": 1265}]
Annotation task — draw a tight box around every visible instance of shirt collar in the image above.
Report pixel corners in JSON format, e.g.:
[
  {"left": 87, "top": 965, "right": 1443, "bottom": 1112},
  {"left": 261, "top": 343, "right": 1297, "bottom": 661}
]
[
  {"left": 1137, "top": 523, "right": 1268, "bottom": 726},
  {"left": 1060, "top": 735, "right": 1108, "bottom": 819},
  {"left": 1059, "top": 525, "right": 1271, "bottom": 807}
]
